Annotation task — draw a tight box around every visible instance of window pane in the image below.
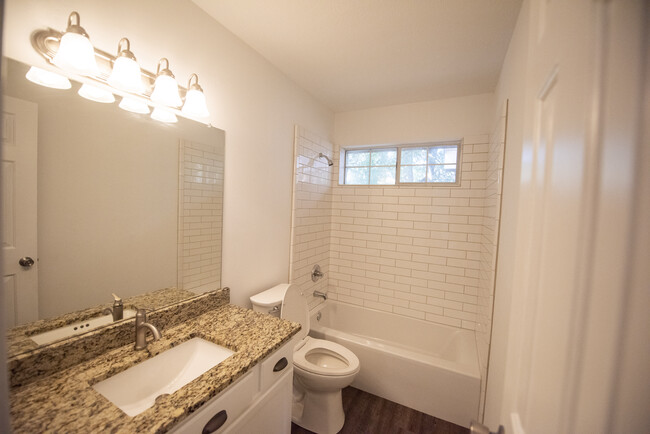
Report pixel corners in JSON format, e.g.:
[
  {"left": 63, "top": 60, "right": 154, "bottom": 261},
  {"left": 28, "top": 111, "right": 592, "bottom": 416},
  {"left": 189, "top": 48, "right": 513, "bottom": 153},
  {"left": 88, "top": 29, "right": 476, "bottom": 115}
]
[
  {"left": 370, "top": 166, "right": 396, "bottom": 185},
  {"left": 345, "top": 167, "right": 369, "bottom": 184},
  {"left": 428, "top": 146, "right": 457, "bottom": 164},
  {"left": 400, "top": 148, "right": 427, "bottom": 165},
  {"left": 346, "top": 150, "right": 370, "bottom": 167},
  {"left": 371, "top": 148, "right": 397, "bottom": 166},
  {"left": 400, "top": 165, "right": 426, "bottom": 183},
  {"left": 428, "top": 164, "right": 457, "bottom": 183}
]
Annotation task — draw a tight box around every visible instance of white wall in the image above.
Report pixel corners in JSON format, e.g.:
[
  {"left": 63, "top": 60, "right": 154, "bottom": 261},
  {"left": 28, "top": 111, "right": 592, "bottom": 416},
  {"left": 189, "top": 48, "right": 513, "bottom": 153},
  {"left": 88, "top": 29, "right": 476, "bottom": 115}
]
[
  {"left": 2, "top": 0, "right": 334, "bottom": 307},
  {"left": 289, "top": 126, "right": 335, "bottom": 310},
  {"left": 334, "top": 93, "right": 494, "bottom": 146},
  {"left": 483, "top": 0, "right": 530, "bottom": 427}
]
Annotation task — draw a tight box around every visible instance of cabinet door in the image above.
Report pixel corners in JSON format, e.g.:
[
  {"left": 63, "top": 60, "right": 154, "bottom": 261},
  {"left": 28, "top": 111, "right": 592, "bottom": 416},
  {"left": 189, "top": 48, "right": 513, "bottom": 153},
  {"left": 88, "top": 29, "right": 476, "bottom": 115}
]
[
  {"left": 225, "top": 369, "right": 293, "bottom": 434},
  {"left": 259, "top": 339, "right": 294, "bottom": 393},
  {"left": 168, "top": 369, "right": 258, "bottom": 434}
]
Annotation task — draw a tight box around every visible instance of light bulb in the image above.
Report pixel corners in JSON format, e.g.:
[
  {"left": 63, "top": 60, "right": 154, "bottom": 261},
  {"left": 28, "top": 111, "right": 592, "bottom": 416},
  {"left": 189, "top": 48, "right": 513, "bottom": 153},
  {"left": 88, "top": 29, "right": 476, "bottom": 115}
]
[
  {"left": 78, "top": 84, "right": 115, "bottom": 103},
  {"left": 119, "top": 97, "right": 150, "bottom": 114},
  {"left": 25, "top": 66, "right": 72, "bottom": 89},
  {"left": 181, "top": 74, "right": 210, "bottom": 118},
  {"left": 151, "top": 107, "right": 177, "bottom": 123},
  {"left": 108, "top": 38, "right": 144, "bottom": 93},
  {"left": 52, "top": 12, "right": 99, "bottom": 76},
  {"left": 150, "top": 58, "right": 182, "bottom": 107}
]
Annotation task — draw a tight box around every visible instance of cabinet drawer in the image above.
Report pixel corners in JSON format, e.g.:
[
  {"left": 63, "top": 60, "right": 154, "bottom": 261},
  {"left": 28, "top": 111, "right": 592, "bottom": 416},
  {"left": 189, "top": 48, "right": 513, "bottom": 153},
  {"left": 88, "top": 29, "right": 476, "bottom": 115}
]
[
  {"left": 169, "top": 368, "right": 259, "bottom": 434},
  {"left": 260, "top": 340, "right": 294, "bottom": 393}
]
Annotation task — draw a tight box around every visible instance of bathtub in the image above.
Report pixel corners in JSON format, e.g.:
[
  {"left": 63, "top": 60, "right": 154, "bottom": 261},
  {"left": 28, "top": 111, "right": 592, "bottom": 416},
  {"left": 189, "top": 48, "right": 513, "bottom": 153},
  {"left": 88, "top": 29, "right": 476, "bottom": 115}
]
[{"left": 309, "top": 301, "right": 480, "bottom": 428}]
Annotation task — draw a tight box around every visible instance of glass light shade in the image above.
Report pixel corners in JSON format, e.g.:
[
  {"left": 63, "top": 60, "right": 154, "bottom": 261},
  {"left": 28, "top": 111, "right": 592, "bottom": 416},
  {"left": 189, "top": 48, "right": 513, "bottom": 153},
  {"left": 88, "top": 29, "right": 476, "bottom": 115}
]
[
  {"left": 151, "top": 107, "right": 177, "bottom": 123},
  {"left": 25, "top": 66, "right": 72, "bottom": 89},
  {"left": 108, "top": 56, "right": 144, "bottom": 93},
  {"left": 53, "top": 32, "right": 99, "bottom": 76},
  {"left": 78, "top": 84, "right": 115, "bottom": 103},
  {"left": 151, "top": 74, "right": 182, "bottom": 107},
  {"left": 119, "top": 97, "right": 150, "bottom": 114},
  {"left": 182, "top": 88, "right": 210, "bottom": 118}
]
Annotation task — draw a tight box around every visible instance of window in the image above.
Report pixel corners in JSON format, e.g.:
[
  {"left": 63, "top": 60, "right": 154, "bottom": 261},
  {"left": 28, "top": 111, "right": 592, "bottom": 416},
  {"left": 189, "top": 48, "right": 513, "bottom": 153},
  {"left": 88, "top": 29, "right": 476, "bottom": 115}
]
[
  {"left": 344, "top": 148, "right": 397, "bottom": 185},
  {"left": 342, "top": 143, "right": 460, "bottom": 185}
]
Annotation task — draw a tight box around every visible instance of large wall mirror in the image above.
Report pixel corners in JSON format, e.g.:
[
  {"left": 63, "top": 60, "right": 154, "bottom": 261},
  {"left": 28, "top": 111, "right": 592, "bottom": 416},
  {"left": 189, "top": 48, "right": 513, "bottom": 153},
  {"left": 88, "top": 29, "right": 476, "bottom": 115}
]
[{"left": 2, "top": 57, "right": 225, "bottom": 352}]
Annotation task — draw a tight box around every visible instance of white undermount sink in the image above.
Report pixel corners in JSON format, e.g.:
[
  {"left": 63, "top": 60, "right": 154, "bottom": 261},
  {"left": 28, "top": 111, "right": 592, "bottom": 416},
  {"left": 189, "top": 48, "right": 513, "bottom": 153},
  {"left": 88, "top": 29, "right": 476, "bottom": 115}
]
[
  {"left": 92, "top": 337, "right": 234, "bottom": 416},
  {"left": 30, "top": 309, "right": 137, "bottom": 345}
]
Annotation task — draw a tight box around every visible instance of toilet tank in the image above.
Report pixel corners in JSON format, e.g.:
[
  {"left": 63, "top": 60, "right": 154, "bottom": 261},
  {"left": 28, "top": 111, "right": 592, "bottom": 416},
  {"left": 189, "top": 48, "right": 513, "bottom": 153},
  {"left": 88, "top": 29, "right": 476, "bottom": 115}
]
[{"left": 249, "top": 284, "right": 291, "bottom": 318}]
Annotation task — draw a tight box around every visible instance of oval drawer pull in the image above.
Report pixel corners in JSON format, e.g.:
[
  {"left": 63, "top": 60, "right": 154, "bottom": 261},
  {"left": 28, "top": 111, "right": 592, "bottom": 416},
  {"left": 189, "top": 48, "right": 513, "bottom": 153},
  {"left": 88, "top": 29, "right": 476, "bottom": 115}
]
[
  {"left": 273, "top": 357, "right": 288, "bottom": 372},
  {"left": 202, "top": 409, "right": 227, "bottom": 434}
]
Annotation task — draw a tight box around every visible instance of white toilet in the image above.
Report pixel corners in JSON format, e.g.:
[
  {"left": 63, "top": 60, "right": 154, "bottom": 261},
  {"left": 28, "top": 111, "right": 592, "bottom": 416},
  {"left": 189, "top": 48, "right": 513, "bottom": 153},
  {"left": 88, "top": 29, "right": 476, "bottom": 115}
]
[{"left": 250, "top": 284, "right": 360, "bottom": 434}]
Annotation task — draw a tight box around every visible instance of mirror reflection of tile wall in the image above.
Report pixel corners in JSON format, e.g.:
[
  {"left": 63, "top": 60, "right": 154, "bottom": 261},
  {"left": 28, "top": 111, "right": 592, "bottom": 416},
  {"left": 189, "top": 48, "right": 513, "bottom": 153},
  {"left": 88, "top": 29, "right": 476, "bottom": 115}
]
[{"left": 177, "top": 139, "right": 224, "bottom": 293}]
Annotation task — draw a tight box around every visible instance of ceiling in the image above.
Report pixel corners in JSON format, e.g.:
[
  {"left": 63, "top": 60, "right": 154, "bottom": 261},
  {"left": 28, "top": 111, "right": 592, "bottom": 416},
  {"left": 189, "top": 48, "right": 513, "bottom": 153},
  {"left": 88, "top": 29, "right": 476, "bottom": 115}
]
[{"left": 193, "top": 0, "right": 523, "bottom": 112}]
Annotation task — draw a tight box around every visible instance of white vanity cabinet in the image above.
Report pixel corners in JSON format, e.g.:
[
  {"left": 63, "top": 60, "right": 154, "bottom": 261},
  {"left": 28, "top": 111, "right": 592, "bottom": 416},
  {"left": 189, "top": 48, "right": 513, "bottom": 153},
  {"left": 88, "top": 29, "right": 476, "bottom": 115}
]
[{"left": 169, "top": 340, "right": 294, "bottom": 434}]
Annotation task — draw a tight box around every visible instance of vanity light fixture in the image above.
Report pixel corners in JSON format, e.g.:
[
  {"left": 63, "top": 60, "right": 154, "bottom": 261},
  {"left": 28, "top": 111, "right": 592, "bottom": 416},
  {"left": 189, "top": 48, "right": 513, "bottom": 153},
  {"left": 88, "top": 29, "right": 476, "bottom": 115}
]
[
  {"left": 119, "top": 97, "right": 150, "bottom": 114},
  {"left": 151, "top": 107, "right": 178, "bottom": 123},
  {"left": 52, "top": 11, "right": 99, "bottom": 76},
  {"left": 150, "top": 58, "right": 182, "bottom": 108},
  {"left": 107, "top": 38, "right": 144, "bottom": 93},
  {"left": 78, "top": 83, "right": 115, "bottom": 103},
  {"left": 181, "top": 74, "right": 210, "bottom": 118},
  {"left": 25, "top": 66, "right": 72, "bottom": 89},
  {"left": 30, "top": 12, "right": 212, "bottom": 123}
]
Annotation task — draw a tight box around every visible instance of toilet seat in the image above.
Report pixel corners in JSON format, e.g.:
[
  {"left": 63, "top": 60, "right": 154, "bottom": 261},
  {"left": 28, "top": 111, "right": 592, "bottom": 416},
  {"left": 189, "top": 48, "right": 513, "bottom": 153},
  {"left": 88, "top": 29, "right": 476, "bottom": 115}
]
[{"left": 293, "top": 337, "right": 360, "bottom": 377}]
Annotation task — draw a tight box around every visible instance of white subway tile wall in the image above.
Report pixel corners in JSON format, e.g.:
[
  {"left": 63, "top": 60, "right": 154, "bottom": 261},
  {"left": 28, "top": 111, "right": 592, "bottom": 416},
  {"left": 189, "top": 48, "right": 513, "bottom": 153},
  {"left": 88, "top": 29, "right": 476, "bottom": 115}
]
[
  {"left": 177, "top": 140, "right": 224, "bottom": 293},
  {"left": 328, "top": 135, "right": 490, "bottom": 331},
  {"left": 290, "top": 126, "right": 335, "bottom": 309},
  {"left": 476, "top": 101, "right": 507, "bottom": 418}
]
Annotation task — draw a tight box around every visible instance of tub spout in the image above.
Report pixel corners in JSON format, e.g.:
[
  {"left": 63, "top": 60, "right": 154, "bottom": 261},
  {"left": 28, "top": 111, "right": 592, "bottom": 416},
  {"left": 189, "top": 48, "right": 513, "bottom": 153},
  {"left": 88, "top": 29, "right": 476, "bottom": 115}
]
[{"left": 313, "top": 290, "right": 327, "bottom": 301}]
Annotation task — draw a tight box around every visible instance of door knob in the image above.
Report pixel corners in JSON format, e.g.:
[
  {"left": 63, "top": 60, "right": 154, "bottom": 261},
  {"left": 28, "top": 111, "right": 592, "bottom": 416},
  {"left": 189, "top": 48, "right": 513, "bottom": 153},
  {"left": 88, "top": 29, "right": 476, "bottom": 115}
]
[{"left": 18, "top": 257, "right": 35, "bottom": 268}]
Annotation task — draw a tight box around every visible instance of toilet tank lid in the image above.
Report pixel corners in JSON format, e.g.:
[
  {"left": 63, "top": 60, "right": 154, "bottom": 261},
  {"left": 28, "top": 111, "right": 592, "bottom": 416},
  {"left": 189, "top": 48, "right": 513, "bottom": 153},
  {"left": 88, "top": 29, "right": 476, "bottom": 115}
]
[{"left": 249, "top": 283, "right": 292, "bottom": 307}]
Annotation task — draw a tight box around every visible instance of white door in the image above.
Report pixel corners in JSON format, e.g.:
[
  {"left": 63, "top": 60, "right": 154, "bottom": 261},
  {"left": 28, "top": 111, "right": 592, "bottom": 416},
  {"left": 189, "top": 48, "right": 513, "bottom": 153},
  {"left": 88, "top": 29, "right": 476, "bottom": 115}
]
[
  {"left": 2, "top": 96, "right": 38, "bottom": 327},
  {"left": 486, "top": 1, "right": 649, "bottom": 434}
]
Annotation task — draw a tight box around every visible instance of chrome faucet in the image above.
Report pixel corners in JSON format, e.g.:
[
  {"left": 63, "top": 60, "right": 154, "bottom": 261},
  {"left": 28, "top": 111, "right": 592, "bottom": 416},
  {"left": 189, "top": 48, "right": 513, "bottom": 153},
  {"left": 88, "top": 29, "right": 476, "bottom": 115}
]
[
  {"left": 313, "top": 290, "right": 327, "bottom": 301},
  {"left": 102, "top": 293, "right": 124, "bottom": 321},
  {"left": 134, "top": 309, "right": 162, "bottom": 350}
]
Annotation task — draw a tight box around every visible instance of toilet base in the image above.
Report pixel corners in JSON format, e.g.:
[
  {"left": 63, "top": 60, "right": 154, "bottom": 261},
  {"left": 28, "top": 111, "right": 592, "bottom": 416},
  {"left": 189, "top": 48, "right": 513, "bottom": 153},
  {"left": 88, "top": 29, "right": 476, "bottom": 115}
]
[{"left": 292, "top": 376, "right": 345, "bottom": 434}]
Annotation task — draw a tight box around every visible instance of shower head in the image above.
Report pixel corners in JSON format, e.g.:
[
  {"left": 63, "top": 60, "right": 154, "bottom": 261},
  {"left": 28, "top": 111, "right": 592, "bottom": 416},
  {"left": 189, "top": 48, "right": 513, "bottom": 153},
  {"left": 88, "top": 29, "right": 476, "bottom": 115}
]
[{"left": 318, "top": 152, "right": 334, "bottom": 166}]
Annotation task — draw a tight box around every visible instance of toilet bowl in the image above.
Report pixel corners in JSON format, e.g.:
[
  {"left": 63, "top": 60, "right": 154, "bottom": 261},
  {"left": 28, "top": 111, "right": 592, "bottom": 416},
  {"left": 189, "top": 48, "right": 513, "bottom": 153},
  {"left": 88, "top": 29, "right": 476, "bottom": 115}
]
[
  {"left": 250, "top": 284, "right": 360, "bottom": 434},
  {"left": 294, "top": 336, "right": 360, "bottom": 392}
]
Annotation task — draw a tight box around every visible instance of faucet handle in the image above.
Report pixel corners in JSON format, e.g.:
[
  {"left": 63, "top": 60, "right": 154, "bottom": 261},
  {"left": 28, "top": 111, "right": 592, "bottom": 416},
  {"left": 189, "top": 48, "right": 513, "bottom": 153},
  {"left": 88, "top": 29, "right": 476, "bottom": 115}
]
[
  {"left": 111, "top": 293, "right": 123, "bottom": 305},
  {"left": 311, "top": 264, "right": 325, "bottom": 282},
  {"left": 136, "top": 308, "right": 147, "bottom": 321}
]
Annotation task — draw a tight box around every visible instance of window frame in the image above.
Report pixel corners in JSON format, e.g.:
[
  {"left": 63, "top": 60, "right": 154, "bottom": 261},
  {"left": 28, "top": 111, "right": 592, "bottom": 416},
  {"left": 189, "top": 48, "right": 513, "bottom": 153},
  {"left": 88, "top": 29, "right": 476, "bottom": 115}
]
[{"left": 341, "top": 141, "right": 462, "bottom": 187}]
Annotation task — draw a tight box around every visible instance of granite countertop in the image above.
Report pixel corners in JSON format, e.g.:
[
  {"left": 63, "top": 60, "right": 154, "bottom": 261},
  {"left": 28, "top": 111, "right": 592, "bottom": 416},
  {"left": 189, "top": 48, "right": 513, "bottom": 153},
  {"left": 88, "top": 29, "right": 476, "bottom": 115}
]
[{"left": 9, "top": 304, "right": 300, "bottom": 433}]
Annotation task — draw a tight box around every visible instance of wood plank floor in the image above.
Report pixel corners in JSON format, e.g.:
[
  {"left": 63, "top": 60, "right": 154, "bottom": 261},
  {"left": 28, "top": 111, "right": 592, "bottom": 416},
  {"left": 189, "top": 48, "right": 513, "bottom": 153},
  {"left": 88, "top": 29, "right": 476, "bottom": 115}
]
[{"left": 291, "top": 387, "right": 470, "bottom": 434}]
